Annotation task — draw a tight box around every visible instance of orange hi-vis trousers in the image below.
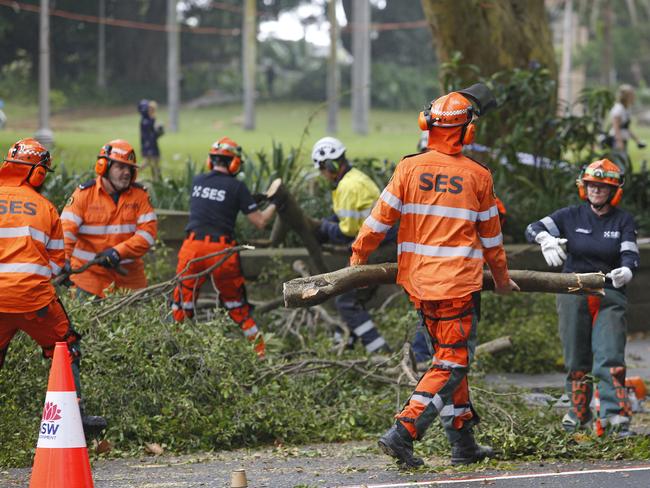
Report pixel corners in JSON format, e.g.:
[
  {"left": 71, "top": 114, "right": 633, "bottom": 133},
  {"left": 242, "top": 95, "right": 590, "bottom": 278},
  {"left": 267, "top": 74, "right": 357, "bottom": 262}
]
[
  {"left": 171, "top": 235, "right": 265, "bottom": 357},
  {"left": 397, "top": 293, "right": 479, "bottom": 444},
  {"left": 0, "top": 298, "right": 82, "bottom": 394}
]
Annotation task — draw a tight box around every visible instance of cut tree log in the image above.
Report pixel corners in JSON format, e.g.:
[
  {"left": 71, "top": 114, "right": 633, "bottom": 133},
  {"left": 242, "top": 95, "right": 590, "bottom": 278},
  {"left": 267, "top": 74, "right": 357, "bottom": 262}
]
[
  {"left": 266, "top": 178, "right": 328, "bottom": 274},
  {"left": 475, "top": 336, "right": 512, "bottom": 356},
  {"left": 283, "top": 263, "right": 605, "bottom": 308}
]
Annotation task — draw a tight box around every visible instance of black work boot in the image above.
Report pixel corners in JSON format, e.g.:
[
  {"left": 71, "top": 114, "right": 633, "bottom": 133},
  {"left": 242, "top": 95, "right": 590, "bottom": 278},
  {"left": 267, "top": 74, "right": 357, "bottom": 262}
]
[
  {"left": 450, "top": 427, "right": 495, "bottom": 465},
  {"left": 82, "top": 414, "right": 107, "bottom": 439},
  {"left": 378, "top": 422, "right": 424, "bottom": 468}
]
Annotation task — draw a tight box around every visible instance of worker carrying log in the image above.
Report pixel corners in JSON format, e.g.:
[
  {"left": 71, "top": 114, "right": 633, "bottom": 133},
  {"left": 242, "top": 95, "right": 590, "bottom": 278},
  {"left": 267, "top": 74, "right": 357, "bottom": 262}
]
[
  {"left": 526, "top": 158, "right": 641, "bottom": 438},
  {"left": 61, "top": 139, "right": 158, "bottom": 299},
  {"left": 171, "top": 138, "right": 277, "bottom": 358},
  {"left": 310, "top": 136, "right": 394, "bottom": 355},
  {"left": 349, "top": 84, "right": 519, "bottom": 467}
]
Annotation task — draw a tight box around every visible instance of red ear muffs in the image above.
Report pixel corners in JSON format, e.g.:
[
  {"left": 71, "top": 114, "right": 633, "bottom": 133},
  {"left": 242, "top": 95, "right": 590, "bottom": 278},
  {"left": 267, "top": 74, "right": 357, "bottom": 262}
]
[
  {"left": 95, "top": 144, "right": 112, "bottom": 176},
  {"left": 228, "top": 156, "right": 242, "bottom": 175},
  {"left": 610, "top": 187, "right": 623, "bottom": 206},
  {"left": 26, "top": 163, "right": 48, "bottom": 187},
  {"left": 577, "top": 180, "right": 587, "bottom": 201},
  {"left": 418, "top": 109, "right": 433, "bottom": 131},
  {"left": 206, "top": 156, "right": 214, "bottom": 172},
  {"left": 462, "top": 123, "right": 476, "bottom": 145}
]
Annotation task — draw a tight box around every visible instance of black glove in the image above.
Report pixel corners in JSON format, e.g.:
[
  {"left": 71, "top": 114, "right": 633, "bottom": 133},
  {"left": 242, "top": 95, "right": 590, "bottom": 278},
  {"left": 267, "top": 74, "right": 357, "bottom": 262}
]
[
  {"left": 97, "top": 248, "right": 121, "bottom": 269},
  {"left": 252, "top": 193, "right": 269, "bottom": 205},
  {"left": 59, "top": 260, "right": 74, "bottom": 287},
  {"left": 268, "top": 191, "right": 288, "bottom": 212},
  {"left": 637, "top": 141, "right": 647, "bottom": 149}
]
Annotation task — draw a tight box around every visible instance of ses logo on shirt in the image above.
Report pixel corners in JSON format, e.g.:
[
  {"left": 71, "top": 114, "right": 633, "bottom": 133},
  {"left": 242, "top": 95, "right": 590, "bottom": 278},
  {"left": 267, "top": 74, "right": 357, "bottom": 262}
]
[
  {"left": 603, "top": 230, "right": 621, "bottom": 239},
  {"left": 192, "top": 185, "right": 226, "bottom": 202}
]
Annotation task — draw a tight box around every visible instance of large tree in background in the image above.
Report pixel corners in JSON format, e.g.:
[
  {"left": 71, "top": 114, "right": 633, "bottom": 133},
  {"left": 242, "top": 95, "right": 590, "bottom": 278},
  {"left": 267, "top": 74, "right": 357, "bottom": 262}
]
[{"left": 420, "top": 0, "right": 557, "bottom": 84}]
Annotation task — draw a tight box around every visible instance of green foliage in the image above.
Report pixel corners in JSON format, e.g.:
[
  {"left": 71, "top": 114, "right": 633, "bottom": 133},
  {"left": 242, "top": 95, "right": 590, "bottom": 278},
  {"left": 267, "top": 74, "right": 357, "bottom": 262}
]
[
  {"left": 442, "top": 58, "right": 650, "bottom": 237},
  {"left": 0, "top": 50, "right": 34, "bottom": 102},
  {"left": 371, "top": 62, "right": 439, "bottom": 111},
  {"left": 41, "top": 163, "right": 93, "bottom": 212},
  {"left": 146, "top": 160, "right": 200, "bottom": 211},
  {"left": 477, "top": 293, "right": 563, "bottom": 374},
  {"left": 0, "top": 296, "right": 395, "bottom": 468}
]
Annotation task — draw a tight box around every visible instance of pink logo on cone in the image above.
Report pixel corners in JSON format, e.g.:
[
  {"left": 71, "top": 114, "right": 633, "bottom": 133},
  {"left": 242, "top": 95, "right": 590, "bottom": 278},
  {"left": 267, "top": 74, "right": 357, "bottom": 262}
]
[{"left": 42, "top": 401, "right": 62, "bottom": 422}]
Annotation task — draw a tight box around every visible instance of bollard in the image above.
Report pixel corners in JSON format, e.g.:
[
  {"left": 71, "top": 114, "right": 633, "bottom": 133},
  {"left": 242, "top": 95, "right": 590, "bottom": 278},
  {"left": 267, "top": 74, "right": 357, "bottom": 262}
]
[{"left": 230, "top": 468, "right": 248, "bottom": 488}]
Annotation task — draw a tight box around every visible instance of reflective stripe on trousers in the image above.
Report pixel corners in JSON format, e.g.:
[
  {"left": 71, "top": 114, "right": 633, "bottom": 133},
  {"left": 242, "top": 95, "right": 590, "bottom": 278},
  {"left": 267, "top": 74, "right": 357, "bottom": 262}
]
[
  {"left": 397, "top": 294, "right": 479, "bottom": 444},
  {"left": 334, "top": 289, "right": 386, "bottom": 353}
]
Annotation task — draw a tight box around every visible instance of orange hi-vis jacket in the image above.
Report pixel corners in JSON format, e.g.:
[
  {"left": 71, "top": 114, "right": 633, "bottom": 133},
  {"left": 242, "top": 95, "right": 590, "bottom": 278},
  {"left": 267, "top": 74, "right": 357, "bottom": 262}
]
[
  {"left": 61, "top": 177, "right": 157, "bottom": 296},
  {"left": 351, "top": 149, "right": 510, "bottom": 302},
  {"left": 0, "top": 182, "right": 65, "bottom": 312}
]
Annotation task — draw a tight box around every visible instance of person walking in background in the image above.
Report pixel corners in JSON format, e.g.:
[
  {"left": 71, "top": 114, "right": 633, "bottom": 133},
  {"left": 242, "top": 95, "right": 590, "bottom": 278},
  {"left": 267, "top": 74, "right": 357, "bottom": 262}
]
[
  {"left": 606, "top": 85, "right": 645, "bottom": 157},
  {"left": 138, "top": 99, "right": 164, "bottom": 182},
  {"left": 526, "top": 158, "right": 640, "bottom": 438},
  {"left": 171, "top": 138, "right": 277, "bottom": 359},
  {"left": 351, "top": 84, "right": 518, "bottom": 467},
  {"left": 61, "top": 139, "right": 157, "bottom": 299}
]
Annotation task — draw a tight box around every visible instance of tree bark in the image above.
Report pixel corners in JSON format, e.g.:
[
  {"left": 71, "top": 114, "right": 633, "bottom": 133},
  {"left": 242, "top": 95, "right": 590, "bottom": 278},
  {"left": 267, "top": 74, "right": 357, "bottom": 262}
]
[
  {"left": 283, "top": 263, "right": 605, "bottom": 308},
  {"left": 167, "top": 0, "right": 180, "bottom": 133},
  {"left": 420, "top": 0, "right": 557, "bottom": 85},
  {"left": 327, "top": 0, "right": 339, "bottom": 134},
  {"left": 351, "top": 0, "right": 370, "bottom": 135},
  {"left": 243, "top": 0, "right": 257, "bottom": 130},
  {"left": 268, "top": 180, "right": 329, "bottom": 274}
]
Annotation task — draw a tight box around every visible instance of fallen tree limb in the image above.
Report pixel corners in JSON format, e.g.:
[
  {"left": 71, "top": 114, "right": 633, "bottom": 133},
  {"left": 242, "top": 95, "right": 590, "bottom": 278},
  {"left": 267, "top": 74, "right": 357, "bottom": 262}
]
[
  {"left": 475, "top": 336, "right": 512, "bottom": 356},
  {"left": 283, "top": 263, "right": 605, "bottom": 308}
]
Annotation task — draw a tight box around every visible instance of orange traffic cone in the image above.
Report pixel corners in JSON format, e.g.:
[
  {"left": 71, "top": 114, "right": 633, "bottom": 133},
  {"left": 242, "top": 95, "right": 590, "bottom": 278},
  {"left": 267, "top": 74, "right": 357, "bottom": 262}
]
[{"left": 30, "top": 342, "right": 94, "bottom": 488}]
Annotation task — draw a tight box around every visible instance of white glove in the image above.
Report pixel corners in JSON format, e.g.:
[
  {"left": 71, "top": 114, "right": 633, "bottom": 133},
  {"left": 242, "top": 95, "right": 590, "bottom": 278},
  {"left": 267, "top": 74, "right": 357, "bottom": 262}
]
[
  {"left": 534, "top": 231, "right": 568, "bottom": 267},
  {"left": 606, "top": 266, "right": 633, "bottom": 288}
]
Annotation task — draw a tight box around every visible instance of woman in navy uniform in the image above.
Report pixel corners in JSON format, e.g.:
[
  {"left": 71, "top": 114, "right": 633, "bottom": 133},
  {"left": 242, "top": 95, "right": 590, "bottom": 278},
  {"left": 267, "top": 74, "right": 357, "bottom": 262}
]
[{"left": 526, "top": 159, "right": 640, "bottom": 437}]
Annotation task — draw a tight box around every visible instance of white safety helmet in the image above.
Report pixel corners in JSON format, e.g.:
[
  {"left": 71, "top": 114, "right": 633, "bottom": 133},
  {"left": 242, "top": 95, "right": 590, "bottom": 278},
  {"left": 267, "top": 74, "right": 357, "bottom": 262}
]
[{"left": 311, "top": 137, "right": 346, "bottom": 169}]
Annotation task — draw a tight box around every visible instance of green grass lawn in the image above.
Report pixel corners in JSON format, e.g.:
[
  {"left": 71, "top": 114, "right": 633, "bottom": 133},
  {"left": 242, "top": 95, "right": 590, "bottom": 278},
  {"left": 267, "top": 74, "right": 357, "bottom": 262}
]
[
  {"left": 2, "top": 100, "right": 649, "bottom": 176},
  {"left": 0, "top": 101, "right": 422, "bottom": 176}
]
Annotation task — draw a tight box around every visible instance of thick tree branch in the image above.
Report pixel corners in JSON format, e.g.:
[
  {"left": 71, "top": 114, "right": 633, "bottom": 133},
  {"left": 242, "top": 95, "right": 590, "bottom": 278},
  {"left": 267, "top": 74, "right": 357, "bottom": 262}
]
[{"left": 283, "top": 263, "right": 605, "bottom": 308}]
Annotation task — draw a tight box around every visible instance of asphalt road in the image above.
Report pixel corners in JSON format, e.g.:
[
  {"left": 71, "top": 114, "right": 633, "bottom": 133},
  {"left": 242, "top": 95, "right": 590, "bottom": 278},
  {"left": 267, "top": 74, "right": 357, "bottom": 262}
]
[{"left": 3, "top": 442, "right": 650, "bottom": 488}]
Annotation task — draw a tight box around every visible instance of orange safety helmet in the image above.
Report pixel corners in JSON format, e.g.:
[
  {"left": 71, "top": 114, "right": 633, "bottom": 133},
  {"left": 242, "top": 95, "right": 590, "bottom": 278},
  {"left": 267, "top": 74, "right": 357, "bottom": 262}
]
[
  {"left": 418, "top": 92, "right": 476, "bottom": 145},
  {"left": 95, "top": 139, "right": 138, "bottom": 180},
  {"left": 2, "top": 138, "right": 53, "bottom": 188},
  {"left": 576, "top": 158, "right": 624, "bottom": 206},
  {"left": 207, "top": 137, "right": 243, "bottom": 175}
]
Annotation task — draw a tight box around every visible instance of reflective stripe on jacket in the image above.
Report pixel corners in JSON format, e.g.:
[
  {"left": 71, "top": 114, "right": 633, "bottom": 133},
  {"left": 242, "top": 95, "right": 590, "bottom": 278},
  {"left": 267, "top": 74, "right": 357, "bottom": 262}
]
[
  {"left": 0, "top": 184, "right": 64, "bottom": 312},
  {"left": 332, "top": 168, "right": 380, "bottom": 237},
  {"left": 61, "top": 177, "right": 157, "bottom": 296},
  {"left": 351, "top": 149, "right": 510, "bottom": 301}
]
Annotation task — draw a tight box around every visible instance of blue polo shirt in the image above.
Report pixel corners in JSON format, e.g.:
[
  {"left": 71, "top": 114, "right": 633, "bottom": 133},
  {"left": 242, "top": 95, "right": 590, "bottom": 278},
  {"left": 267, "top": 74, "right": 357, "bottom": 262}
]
[
  {"left": 186, "top": 171, "right": 257, "bottom": 237},
  {"left": 526, "top": 203, "right": 640, "bottom": 280}
]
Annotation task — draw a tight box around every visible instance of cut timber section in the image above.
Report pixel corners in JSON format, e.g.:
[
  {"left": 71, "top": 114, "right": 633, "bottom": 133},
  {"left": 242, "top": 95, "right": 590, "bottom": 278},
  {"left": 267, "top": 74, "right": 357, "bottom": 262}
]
[{"left": 283, "top": 263, "right": 605, "bottom": 308}]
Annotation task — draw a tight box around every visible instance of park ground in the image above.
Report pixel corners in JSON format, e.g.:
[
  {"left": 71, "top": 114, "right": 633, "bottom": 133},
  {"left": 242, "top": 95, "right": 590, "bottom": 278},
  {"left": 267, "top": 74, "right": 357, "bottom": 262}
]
[{"left": 1, "top": 101, "right": 650, "bottom": 174}]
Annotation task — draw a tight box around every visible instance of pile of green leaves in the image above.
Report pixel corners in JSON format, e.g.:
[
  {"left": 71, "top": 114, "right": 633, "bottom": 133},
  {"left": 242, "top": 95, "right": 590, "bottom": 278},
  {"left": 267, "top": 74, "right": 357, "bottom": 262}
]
[{"left": 1, "top": 291, "right": 647, "bottom": 469}]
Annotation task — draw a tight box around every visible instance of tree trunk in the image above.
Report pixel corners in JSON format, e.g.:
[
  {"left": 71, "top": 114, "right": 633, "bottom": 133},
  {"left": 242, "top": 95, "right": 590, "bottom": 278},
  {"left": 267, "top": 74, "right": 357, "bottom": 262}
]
[
  {"left": 267, "top": 180, "right": 329, "bottom": 274},
  {"left": 243, "top": 0, "right": 256, "bottom": 130},
  {"left": 420, "top": 0, "right": 557, "bottom": 85},
  {"left": 327, "top": 0, "right": 339, "bottom": 134},
  {"left": 35, "top": 0, "right": 53, "bottom": 147},
  {"left": 351, "top": 0, "right": 370, "bottom": 135},
  {"left": 167, "top": 0, "right": 180, "bottom": 133},
  {"left": 283, "top": 263, "right": 605, "bottom": 308},
  {"left": 97, "top": 0, "right": 107, "bottom": 90}
]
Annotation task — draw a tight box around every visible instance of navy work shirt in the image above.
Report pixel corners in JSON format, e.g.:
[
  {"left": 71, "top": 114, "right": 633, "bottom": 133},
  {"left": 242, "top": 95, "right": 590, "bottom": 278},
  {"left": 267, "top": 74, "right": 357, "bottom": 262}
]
[
  {"left": 526, "top": 203, "right": 640, "bottom": 281},
  {"left": 186, "top": 171, "right": 258, "bottom": 237}
]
